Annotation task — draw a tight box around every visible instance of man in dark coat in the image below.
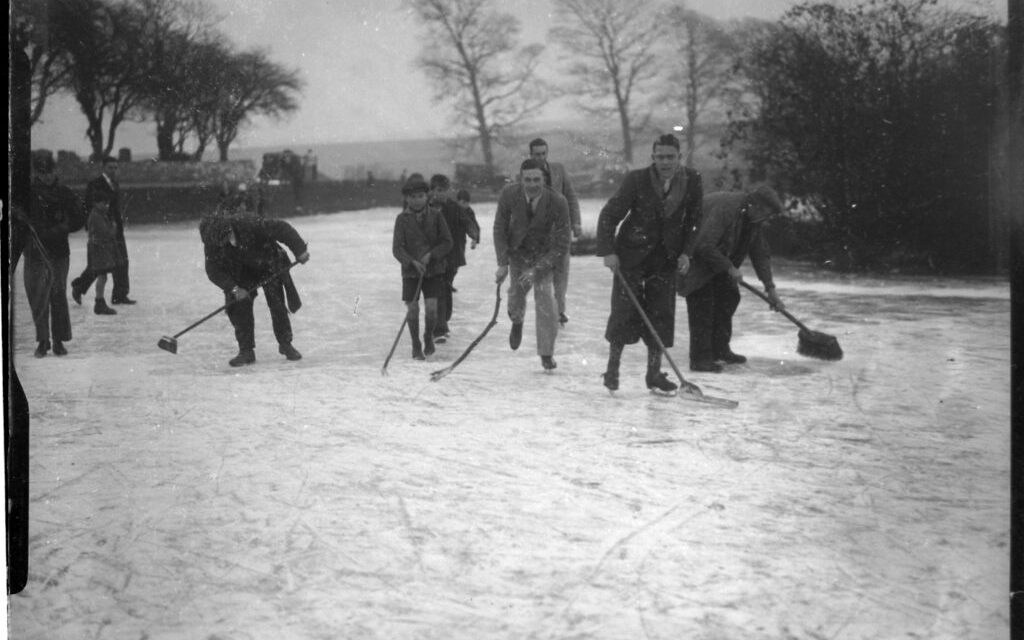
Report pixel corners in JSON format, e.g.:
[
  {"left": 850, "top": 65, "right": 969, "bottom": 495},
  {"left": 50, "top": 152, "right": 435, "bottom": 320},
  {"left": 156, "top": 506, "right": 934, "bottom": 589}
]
[
  {"left": 393, "top": 175, "right": 454, "bottom": 359},
  {"left": 493, "top": 158, "right": 571, "bottom": 371},
  {"left": 22, "top": 151, "right": 86, "bottom": 357},
  {"left": 71, "top": 156, "right": 135, "bottom": 305},
  {"left": 429, "top": 174, "right": 480, "bottom": 342},
  {"left": 677, "top": 185, "right": 786, "bottom": 372},
  {"left": 200, "top": 213, "right": 310, "bottom": 367},
  {"left": 596, "top": 133, "right": 703, "bottom": 393}
]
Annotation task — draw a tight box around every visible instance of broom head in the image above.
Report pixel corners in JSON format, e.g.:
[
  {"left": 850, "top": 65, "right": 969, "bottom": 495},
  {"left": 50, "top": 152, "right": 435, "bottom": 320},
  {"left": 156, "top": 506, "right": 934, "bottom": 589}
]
[
  {"left": 157, "top": 336, "right": 178, "bottom": 354},
  {"left": 797, "top": 328, "right": 843, "bottom": 361}
]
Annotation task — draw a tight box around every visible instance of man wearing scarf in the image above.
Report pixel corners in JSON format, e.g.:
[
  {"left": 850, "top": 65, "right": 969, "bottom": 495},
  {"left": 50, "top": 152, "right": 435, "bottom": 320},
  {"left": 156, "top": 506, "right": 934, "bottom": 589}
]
[{"left": 596, "top": 134, "right": 703, "bottom": 393}]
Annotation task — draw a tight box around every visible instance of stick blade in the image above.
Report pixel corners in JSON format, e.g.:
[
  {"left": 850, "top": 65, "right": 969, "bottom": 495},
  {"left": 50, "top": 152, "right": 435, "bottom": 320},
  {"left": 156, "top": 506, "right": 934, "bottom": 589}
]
[
  {"left": 797, "top": 329, "right": 843, "bottom": 361},
  {"left": 157, "top": 337, "right": 178, "bottom": 354}
]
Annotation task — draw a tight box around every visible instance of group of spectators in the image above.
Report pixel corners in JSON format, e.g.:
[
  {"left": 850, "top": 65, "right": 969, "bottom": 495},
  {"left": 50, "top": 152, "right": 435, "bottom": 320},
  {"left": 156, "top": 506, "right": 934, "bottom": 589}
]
[{"left": 16, "top": 153, "right": 136, "bottom": 358}]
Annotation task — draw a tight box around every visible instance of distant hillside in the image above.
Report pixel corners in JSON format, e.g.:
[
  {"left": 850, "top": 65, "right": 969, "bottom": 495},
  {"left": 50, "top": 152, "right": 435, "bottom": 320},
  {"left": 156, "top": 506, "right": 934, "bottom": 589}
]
[{"left": 229, "top": 119, "right": 738, "bottom": 185}]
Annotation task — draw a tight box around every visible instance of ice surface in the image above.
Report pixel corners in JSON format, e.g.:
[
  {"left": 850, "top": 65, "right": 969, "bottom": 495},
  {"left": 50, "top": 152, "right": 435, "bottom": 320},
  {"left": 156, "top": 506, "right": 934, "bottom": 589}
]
[{"left": 7, "top": 200, "right": 1010, "bottom": 639}]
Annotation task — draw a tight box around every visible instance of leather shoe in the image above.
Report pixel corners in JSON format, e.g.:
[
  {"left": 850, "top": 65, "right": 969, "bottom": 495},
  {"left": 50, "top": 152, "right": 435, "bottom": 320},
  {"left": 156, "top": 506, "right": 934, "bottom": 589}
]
[
  {"left": 229, "top": 349, "right": 256, "bottom": 367},
  {"left": 509, "top": 322, "right": 523, "bottom": 350},
  {"left": 34, "top": 341, "right": 50, "bottom": 358},
  {"left": 111, "top": 297, "right": 137, "bottom": 305},
  {"left": 541, "top": 355, "right": 557, "bottom": 370},
  {"left": 602, "top": 369, "right": 619, "bottom": 391},
  {"left": 71, "top": 288, "right": 82, "bottom": 305},
  {"left": 278, "top": 343, "right": 302, "bottom": 361},
  {"left": 716, "top": 350, "right": 747, "bottom": 364},
  {"left": 94, "top": 299, "right": 117, "bottom": 315},
  {"left": 690, "top": 360, "right": 723, "bottom": 373},
  {"left": 558, "top": 312, "right": 569, "bottom": 325},
  {"left": 52, "top": 341, "right": 67, "bottom": 356}
]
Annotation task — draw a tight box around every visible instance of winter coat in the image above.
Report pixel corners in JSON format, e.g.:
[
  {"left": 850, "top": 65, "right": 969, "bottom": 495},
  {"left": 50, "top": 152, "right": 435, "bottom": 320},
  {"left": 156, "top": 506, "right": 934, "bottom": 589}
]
[
  {"left": 201, "top": 215, "right": 308, "bottom": 292},
  {"left": 438, "top": 198, "right": 480, "bottom": 269},
  {"left": 27, "top": 181, "right": 86, "bottom": 259},
  {"left": 85, "top": 174, "right": 123, "bottom": 238},
  {"left": 596, "top": 165, "right": 703, "bottom": 271},
  {"left": 392, "top": 206, "right": 454, "bottom": 278},
  {"left": 676, "top": 190, "right": 776, "bottom": 297},
  {"left": 87, "top": 207, "right": 125, "bottom": 273},
  {"left": 542, "top": 161, "right": 581, "bottom": 229},
  {"left": 493, "top": 184, "right": 571, "bottom": 273}
]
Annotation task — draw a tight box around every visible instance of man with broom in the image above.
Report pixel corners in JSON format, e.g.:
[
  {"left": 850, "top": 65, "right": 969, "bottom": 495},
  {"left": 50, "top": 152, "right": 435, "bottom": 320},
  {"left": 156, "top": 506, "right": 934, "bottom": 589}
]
[
  {"left": 677, "top": 185, "right": 787, "bottom": 372},
  {"left": 596, "top": 133, "right": 704, "bottom": 394},
  {"left": 199, "top": 210, "right": 309, "bottom": 367}
]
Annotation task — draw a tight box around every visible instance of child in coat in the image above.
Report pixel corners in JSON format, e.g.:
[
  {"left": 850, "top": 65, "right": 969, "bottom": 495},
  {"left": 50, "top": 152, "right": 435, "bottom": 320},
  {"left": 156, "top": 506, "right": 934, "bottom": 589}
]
[{"left": 86, "top": 190, "right": 123, "bottom": 315}]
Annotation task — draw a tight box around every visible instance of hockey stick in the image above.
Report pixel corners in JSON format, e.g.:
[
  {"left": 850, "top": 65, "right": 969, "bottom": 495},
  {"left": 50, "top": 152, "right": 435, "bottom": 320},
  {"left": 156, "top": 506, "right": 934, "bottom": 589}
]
[
  {"left": 157, "top": 260, "right": 300, "bottom": 354},
  {"left": 430, "top": 281, "right": 503, "bottom": 382},
  {"left": 381, "top": 273, "right": 424, "bottom": 376},
  {"left": 614, "top": 268, "right": 738, "bottom": 409}
]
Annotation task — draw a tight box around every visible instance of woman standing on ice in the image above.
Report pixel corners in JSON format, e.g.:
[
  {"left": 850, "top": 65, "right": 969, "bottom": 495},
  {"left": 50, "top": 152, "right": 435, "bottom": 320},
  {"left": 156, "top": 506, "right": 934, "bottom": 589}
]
[
  {"left": 392, "top": 174, "right": 453, "bottom": 360},
  {"left": 596, "top": 133, "right": 703, "bottom": 393},
  {"left": 85, "top": 189, "right": 125, "bottom": 316},
  {"left": 199, "top": 212, "right": 310, "bottom": 367}
]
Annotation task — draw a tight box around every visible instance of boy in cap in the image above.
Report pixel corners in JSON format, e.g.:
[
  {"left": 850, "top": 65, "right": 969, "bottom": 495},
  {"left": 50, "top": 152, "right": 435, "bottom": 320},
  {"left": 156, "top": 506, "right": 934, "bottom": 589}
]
[{"left": 392, "top": 175, "right": 453, "bottom": 359}]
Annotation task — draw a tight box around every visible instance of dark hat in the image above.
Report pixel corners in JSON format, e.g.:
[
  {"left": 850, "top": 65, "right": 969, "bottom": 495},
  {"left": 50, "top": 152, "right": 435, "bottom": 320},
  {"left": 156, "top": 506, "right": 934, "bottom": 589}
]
[
  {"left": 199, "top": 213, "right": 233, "bottom": 246},
  {"left": 401, "top": 175, "right": 430, "bottom": 196},
  {"left": 31, "top": 150, "right": 55, "bottom": 174}
]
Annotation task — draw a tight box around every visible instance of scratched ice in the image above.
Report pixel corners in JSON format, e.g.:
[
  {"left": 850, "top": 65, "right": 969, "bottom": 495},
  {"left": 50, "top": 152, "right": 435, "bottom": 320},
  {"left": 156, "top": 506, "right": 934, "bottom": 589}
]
[{"left": 7, "top": 201, "right": 1011, "bottom": 639}]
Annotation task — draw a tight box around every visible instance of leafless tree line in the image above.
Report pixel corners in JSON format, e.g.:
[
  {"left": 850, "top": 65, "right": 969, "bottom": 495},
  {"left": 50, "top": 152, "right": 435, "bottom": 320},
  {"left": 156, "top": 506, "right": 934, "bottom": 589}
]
[{"left": 14, "top": 0, "right": 303, "bottom": 162}]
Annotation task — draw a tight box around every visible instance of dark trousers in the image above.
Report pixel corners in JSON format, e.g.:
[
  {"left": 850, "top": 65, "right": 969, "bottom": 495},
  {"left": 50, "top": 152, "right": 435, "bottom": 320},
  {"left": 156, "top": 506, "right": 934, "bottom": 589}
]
[
  {"left": 225, "top": 281, "right": 292, "bottom": 350},
  {"left": 605, "top": 268, "right": 677, "bottom": 348},
  {"left": 23, "top": 250, "right": 71, "bottom": 343},
  {"left": 73, "top": 236, "right": 129, "bottom": 300},
  {"left": 685, "top": 272, "right": 741, "bottom": 365}
]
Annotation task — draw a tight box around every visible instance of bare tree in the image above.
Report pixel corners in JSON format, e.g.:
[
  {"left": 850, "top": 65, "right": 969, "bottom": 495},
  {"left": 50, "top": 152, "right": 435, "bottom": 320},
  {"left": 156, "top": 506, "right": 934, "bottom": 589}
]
[
  {"left": 408, "top": 0, "right": 547, "bottom": 173},
  {"left": 51, "top": 0, "right": 154, "bottom": 160},
  {"left": 135, "top": 0, "right": 219, "bottom": 160},
  {"left": 663, "top": 6, "right": 743, "bottom": 166},
  {"left": 210, "top": 48, "right": 303, "bottom": 161},
  {"left": 550, "top": 0, "right": 666, "bottom": 165},
  {"left": 11, "top": 0, "right": 72, "bottom": 126}
]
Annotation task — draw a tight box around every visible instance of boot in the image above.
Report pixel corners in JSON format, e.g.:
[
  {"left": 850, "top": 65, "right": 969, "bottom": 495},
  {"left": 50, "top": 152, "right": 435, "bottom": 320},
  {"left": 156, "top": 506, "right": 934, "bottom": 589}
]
[
  {"left": 94, "top": 298, "right": 117, "bottom": 315},
  {"left": 408, "top": 316, "right": 424, "bottom": 360},
  {"left": 71, "top": 286, "right": 83, "bottom": 305},
  {"left": 34, "top": 340, "right": 50, "bottom": 358},
  {"left": 278, "top": 343, "right": 302, "bottom": 361},
  {"left": 603, "top": 342, "right": 623, "bottom": 391},
  {"left": 229, "top": 348, "right": 256, "bottom": 367},
  {"left": 52, "top": 341, "right": 67, "bottom": 356},
  {"left": 715, "top": 349, "right": 747, "bottom": 364},
  {"left": 424, "top": 312, "right": 436, "bottom": 356},
  {"left": 646, "top": 371, "right": 678, "bottom": 394},
  {"left": 690, "top": 360, "right": 723, "bottom": 373},
  {"left": 541, "top": 355, "right": 557, "bottom": 370},
  {"left": 509, "top": 321, "right": 523, "bottom": 350}
]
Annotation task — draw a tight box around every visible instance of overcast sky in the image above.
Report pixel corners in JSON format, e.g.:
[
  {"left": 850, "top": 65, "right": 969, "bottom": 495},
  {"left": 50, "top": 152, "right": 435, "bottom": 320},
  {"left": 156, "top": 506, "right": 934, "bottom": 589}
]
[{"left": 29, "top": 0, "right": 1005, "bottom": 156}]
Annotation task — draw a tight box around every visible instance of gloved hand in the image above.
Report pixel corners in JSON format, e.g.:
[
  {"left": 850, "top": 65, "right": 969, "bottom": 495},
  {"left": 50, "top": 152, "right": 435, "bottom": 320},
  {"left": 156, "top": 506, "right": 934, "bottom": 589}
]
[
  {"left": 766, "top": 287, "right": 785, "bottom": 311},
  {"left": 603, "top": 254, "right": 620, "bottom": 272},
  {"left": 412, "top": 260, "right": 426, "bottom": 275},
  {"left": 677, "top": 254, "right": 691, "bottom": 276},
  {"left": 495, "top": 265, "right": 509, "bottom": 284},
  {"left": 231, "top": 286, "right": 249, "bottom": 302},
  {"left": 296, "top": 250, "right": 310, "bottom": 264}
]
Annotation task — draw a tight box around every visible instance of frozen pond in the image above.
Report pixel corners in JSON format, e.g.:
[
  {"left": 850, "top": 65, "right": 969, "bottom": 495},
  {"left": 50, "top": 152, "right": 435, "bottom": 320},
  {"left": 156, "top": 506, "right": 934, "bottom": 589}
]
[{"left": 7, "top": 200, "right": 1011, "bottom": 639}]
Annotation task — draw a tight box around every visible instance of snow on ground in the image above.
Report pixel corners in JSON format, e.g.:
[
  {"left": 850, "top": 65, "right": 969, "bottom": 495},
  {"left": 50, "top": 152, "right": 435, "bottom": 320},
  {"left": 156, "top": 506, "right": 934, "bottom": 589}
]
[{"left": 7, "top": 200, "right": 1010, "bottom": 639}]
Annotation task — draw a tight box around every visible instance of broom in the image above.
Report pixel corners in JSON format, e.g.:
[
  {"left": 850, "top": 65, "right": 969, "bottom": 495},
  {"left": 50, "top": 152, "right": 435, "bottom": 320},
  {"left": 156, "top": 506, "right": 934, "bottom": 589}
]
[{"left": 739, "top": 281, "right": 843, "bottom": 361}]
